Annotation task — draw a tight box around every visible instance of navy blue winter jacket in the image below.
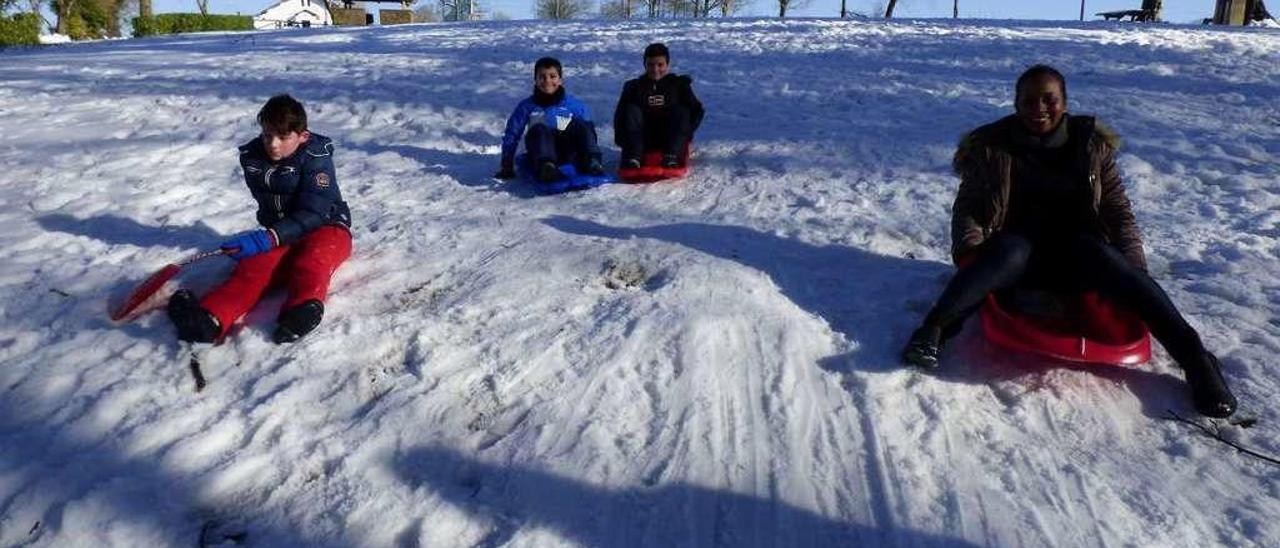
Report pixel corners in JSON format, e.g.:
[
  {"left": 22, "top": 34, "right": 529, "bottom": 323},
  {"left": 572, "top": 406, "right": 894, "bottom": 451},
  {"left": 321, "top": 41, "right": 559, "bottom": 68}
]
[
  {"left": 238, "top": 133, "right": 351, "bottom": 246},
  {"left": 500, "top": 90, "right": 594, "bottom": 164}
]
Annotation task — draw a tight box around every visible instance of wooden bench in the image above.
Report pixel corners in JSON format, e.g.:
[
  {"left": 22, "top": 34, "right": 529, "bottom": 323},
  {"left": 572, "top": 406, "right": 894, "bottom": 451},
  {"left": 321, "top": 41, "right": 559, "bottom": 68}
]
[{"left": 1097, "top": 8, "right": 1158, "bottom": 21}]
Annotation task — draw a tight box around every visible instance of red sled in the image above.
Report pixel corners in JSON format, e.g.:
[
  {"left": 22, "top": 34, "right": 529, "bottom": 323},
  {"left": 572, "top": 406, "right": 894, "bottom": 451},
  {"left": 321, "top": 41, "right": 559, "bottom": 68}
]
[
  {"left": 618, "top": 143, "right": 692, "bottom": 183},
  {"left": 980, "top": 289, "right": 1151, "bottom": 365},
  {"left": 109, "top": 248, "right": 227, "bottom": 322}
]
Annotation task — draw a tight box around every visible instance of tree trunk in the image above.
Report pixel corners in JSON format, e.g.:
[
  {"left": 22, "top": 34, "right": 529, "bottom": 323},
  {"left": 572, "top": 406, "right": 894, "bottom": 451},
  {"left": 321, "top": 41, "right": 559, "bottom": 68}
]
[
  {"left": 778, "top": 0, "right": 786, "bottom": 17},
  {"left": 884, "top": 0, "right": 897, "bottom": 18},
  {"left": 56, "top": 0, "right": 76, "bottom": 34},
  {"left": 1079, "top": 0, "right": 1085, "bottom": 21},
  {"left": 953, "top": 0, "right": 957, "bottom": 17},
  {"left": 140, "top": 0, "right": 151, "bottom": 17},
  {"left": 196, "top": 0, "right": 208, "bottom": 16}
]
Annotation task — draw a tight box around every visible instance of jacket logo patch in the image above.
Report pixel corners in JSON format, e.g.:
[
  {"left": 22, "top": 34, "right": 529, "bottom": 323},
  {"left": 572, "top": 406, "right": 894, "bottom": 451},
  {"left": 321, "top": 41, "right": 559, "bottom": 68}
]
[
  {"left": 647, "top": 95, "right": 666, "bottom": 107},
  {"left": 314, "top": 172, "right": 331, "bottom": 188}
]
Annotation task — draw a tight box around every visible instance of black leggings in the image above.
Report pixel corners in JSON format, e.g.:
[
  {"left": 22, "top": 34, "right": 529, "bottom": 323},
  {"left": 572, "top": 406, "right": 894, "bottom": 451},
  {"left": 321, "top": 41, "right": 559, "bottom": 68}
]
[{"left": 925, "top": 232, "right": 1206, "bottom": 366}]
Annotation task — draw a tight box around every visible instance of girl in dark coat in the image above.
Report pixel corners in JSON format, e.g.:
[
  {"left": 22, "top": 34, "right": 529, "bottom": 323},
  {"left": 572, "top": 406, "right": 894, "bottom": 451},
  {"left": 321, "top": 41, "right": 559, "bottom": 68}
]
[{"left": 902, "top": 65, "right": 1237, "bottom": 418}]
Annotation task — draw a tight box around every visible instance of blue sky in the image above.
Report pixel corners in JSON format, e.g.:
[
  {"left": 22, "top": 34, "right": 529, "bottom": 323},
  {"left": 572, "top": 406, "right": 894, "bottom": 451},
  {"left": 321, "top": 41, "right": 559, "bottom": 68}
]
[{"left": 156, "top": 0, "right": 1218, "bottom": 24}]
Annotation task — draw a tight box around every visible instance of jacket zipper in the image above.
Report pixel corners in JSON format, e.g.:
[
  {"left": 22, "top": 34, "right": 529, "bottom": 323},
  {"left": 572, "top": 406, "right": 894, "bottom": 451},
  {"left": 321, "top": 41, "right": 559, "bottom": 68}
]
[{"left": 263, "top": 165, "right": 287, "bottom": 221}]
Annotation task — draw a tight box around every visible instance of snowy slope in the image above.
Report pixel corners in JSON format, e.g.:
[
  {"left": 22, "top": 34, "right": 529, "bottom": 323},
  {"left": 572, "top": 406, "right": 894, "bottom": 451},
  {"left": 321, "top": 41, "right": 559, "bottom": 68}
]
[{"left": 0, "top": 17, "right": 1278, "bottom": 547}]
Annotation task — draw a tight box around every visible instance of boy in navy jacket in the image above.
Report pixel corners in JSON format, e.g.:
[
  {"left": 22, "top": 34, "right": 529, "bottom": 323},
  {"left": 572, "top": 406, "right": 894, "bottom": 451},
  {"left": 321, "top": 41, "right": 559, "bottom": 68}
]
[
  {"left": 613, "top": 43, "right": 705, "bottom": 169},
  {"left": 168, "top": 94, "right": 353, "bottom": 344},
  {"left": 495, "top": 57, "right": 604, "bottom": 183}
]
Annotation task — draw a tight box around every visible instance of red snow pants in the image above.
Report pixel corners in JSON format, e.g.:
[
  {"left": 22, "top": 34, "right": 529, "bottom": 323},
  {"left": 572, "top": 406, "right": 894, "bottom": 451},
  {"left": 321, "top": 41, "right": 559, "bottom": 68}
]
[{"left": 201, "top": 225, "right": 352, "bottom": 337}]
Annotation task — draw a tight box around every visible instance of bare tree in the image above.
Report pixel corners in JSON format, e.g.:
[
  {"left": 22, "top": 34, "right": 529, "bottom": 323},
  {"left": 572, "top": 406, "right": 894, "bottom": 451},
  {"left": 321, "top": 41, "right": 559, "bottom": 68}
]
[
  {"left": 690, "top": 0, "right": 725, "bottom": 16},
  {"left": 665, "top": 0, "right": 695, "bottom": 16},
  {"left": 537, "top": 0, "right": 589, "bottom": 19},
  {"left": 608, "top": 0, "right": 735, "bottom": 18},
  {"left": 600, "top": 0, "right": 631, "bottom": 18},
  {"left": 412, "top": 2, "right": 439, "bottom": 21},
  {"left": 884, "top": 0, "right": 897, "bottom": 17},
  {"left": 635, "top": 0, "right": 683, "bottom": 17},
  {"left": 438, "top": 0, "right": 472, "bottom": 20},
  {"left": 195, "top": 0, "right": 207, "bottom": 16},
  {"left": 722, "top": 0, "right": 749, "bottom": 16},
  {"left": 953, "top": 0, "right": 958, "bottom": 18},
  {"left": 777, "top": 0, "right": 807, "bottom": 17}
]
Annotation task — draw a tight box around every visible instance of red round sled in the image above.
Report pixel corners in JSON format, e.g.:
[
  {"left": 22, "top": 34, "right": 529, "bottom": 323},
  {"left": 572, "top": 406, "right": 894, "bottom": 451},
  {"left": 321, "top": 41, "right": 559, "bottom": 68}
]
[
  {"left": 618, "top": 143, "right": 691, "bottom": 183},
  {"left": 980, "top": 289, "right": 1151, "bottom": 365}
]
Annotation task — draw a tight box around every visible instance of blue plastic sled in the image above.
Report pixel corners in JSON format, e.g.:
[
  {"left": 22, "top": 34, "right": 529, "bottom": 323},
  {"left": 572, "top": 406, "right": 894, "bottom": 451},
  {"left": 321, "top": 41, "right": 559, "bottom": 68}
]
[{"left": 517, "top": 154, "right": 614, "bottom": 195}]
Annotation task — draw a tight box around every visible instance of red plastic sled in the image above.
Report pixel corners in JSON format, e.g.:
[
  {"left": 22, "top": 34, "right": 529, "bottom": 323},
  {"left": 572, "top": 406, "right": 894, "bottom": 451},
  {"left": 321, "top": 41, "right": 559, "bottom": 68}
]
[
  {"left": 109, "top": 248, "right": 226, "bottom": 322},
  {"left": 618, "top": 143, "right": 691, "bottom": 183},
  {"left": 980, "top": 289, "right": 1151, "bottom": 365}
]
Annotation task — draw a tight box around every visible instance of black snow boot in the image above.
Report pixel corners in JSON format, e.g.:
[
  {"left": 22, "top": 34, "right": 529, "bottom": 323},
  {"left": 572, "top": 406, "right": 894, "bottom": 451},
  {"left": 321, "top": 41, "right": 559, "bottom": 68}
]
[
  {"left": 167, "top": 289, "right": 220, "bottom": 343},
  {"left": 537, "top": 160, "right": 561, "bottom": 183},
  {"left": 901, "top": 324, "right": 944, "bottom": 369},
  {"left": 586, "top": 156, "right": 605, "bottom": 176},
  {"left": 1184, "top": 352, "right": 1237, "bottom": 418},
  {"left": 273, "top": 300, "right": 324, "bottom": 344},
  {"left": 661, "top": 153, "right": 681, "bottom": 169}
]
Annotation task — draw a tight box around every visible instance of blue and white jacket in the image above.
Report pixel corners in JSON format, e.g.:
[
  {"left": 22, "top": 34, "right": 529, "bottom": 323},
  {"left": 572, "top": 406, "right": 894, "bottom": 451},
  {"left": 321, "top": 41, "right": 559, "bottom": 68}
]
[
  {"left": 238, "top": 133, "right": 352, "bottom": 246},
  {"left": 500, "top": 89, "right": 594, "bottom": 164}
]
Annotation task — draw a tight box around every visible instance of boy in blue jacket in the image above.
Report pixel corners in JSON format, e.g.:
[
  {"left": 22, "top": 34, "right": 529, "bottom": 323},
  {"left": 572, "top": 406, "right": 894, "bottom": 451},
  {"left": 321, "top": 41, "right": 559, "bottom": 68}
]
[
  {"left": 495, "top": 57, "right": 604, "bottom": 183},
  {"left": 167, "top": 94, "right": 353, "bottom": 344}
]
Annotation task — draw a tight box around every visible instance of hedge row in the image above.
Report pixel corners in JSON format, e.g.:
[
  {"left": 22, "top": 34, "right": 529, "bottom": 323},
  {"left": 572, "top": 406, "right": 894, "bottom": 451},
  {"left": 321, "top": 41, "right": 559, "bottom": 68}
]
[
  {"left": 0, "top": 13, "right": 40, "bottom": 46},
  {"left": 133, "top": 13, "right": 253, "bottom": 37}
]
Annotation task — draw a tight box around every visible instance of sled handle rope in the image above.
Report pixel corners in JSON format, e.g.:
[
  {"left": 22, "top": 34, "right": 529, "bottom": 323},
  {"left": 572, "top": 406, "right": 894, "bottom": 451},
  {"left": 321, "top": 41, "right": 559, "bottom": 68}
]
[
  {"left": 1162, "top": 410, "right": 1279, "bottom": 467},
  {"left": 109, "top": 249, "right": 228, "bottom": 322}
]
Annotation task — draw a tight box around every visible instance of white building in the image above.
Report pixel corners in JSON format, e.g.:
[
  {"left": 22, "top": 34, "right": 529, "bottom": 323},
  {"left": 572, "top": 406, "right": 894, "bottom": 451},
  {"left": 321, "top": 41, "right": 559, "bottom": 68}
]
[{"left": 253, "top": 0, "right": 333, "bottom": 30}]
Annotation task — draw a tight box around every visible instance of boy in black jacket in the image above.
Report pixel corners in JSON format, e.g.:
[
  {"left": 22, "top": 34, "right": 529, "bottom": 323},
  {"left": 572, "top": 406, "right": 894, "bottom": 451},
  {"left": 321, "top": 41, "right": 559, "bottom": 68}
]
[{"left": 613, "top": 43, "right": 705, "bottom": 169}]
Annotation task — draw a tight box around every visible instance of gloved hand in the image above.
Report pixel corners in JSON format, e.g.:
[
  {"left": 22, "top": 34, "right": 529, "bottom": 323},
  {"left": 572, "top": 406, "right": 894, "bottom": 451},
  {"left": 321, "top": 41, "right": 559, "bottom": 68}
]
[
  {"left": 220, "top": 230, "right": 276, "bottom": 260},
  {"left": 586, "top": 156, "right": 605, "bottom": 176},
  {"left": 494, "top": 157, "right": 516, "bottom": 180}
]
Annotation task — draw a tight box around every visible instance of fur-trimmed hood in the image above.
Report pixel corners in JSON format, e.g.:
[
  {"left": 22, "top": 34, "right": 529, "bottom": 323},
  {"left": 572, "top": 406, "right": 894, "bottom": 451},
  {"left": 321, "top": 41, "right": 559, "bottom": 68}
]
[
  {"left": 953, "top": 114, "right": 1120, "bottom": 176},
  {"left": 948, "top": 114, "right": 1146, "bottom": 270}
]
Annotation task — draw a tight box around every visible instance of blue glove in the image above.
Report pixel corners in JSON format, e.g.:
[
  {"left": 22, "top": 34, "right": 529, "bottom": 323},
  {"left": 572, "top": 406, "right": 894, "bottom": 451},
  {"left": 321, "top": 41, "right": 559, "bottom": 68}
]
[{"left": 220, "top": 230, "right": 275, "bottom": 260}]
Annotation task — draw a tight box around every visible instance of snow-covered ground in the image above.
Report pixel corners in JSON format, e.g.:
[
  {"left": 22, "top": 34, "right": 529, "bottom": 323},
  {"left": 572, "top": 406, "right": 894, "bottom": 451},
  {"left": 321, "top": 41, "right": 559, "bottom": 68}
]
[{"left": 1, "top": 17, "right": 1278, "bottom": 547}]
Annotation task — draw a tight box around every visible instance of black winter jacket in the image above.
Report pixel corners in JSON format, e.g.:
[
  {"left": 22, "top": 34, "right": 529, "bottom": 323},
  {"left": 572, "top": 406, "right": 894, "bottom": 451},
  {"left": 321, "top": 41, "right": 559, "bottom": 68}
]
[{"left": 612, "top": 73, "right": 705, "bottom": 145}]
